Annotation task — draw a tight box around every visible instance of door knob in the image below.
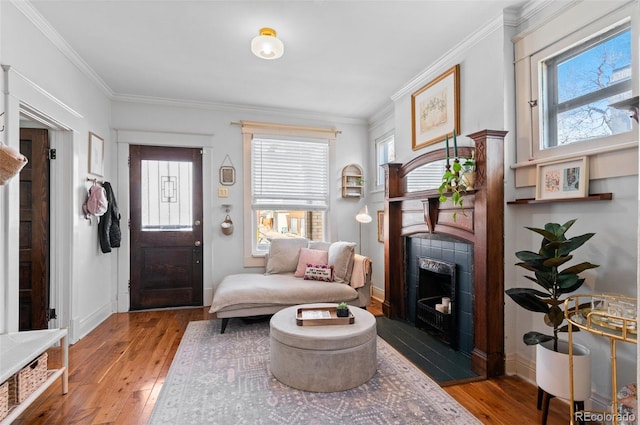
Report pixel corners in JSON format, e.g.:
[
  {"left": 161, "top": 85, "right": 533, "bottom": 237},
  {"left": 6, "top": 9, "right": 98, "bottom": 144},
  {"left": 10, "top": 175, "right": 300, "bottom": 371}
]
[
  {"left": 194, "top": 220, "right": 201, "bottom": 226},
  {"left": 194, "top": 240, "right": 201, "bottom": 247}
]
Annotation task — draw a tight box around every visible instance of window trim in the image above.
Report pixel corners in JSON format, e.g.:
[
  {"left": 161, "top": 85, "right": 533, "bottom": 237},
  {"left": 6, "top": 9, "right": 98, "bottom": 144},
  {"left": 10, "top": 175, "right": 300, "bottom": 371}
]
[
  {"left": 375, "top": 133, "right": 395, "bottom": 188},
  {"left": 513, "top": 2, "right": 637, "bottom": 186},
  {"left": 241, "top": 121, "right": 338, "bottom": 267}
]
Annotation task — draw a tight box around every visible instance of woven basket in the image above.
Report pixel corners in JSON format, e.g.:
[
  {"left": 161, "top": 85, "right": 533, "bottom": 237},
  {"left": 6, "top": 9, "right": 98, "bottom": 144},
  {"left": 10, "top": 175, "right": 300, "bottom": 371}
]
[
  {"left": 16, "top": 352, "right": 48, "bottom": 403},
  {"left": 0, "top": 380, "right": 8, "bottom": 421},
  {"left": 0, "top": 143, "right": 28, "bottom": 185}
]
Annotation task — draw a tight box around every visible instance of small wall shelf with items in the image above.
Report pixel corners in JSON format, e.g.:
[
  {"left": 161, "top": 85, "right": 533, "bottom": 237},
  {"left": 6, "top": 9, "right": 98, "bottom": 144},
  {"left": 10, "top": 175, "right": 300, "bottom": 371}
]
[
  {"left": 565, "top": 294, "right": 637, "bottom": 425},
  {"left": 341, "top": 164, "right": 364, "bottom": 198},
  {"left": 507, "top": 193, "right": 613, "bottom": 205},
  {"left": 0, "top": 329, "right": 68, "bottom": 424}
]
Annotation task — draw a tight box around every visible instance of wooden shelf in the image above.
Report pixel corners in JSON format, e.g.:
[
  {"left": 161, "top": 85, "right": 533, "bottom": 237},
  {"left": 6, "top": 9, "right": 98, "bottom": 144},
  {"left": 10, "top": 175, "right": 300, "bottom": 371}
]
[
  {"left": 341, "top": 164, "right": 364, "bottom": 198},
  {"left": 507, "top": 192, "right": 612, "bottom": 205}
]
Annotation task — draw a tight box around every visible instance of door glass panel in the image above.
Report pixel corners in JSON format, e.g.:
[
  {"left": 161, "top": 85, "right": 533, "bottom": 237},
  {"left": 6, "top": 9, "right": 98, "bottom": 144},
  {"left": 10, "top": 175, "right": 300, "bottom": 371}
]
[{"left": 141, "top": 160, "right": 193, "bottom": 231}]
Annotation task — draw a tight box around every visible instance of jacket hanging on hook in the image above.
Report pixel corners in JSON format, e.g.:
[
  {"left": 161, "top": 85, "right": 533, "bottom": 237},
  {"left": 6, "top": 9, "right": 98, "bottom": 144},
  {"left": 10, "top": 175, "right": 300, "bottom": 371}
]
[{"left": 99, "top": 181, "right": 121, "bottom": 253}]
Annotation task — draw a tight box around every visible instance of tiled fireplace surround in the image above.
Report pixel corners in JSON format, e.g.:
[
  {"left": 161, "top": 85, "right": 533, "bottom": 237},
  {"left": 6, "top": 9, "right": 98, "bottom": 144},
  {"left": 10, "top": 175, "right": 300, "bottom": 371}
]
[
  {"left": 383, "top": 130, "right": 507, "bottom": 378},
  {"left": 406, "top": 234, "right": 474, "bottom": 355}
]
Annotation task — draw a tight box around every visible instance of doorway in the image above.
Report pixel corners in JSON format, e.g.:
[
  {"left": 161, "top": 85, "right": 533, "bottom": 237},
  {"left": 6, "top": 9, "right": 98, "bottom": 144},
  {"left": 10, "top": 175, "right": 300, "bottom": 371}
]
[
  {"left": 18, "top": 128, "right": 50, "bottom": 330},
  {"left": 129, "top": 145, "right": 203, "bottom": 310}
]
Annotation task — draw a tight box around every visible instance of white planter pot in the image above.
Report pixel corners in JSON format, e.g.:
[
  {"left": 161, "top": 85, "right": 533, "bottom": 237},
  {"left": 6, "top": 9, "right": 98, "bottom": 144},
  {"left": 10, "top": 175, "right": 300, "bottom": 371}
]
[{"left": 536, "top": 339, "right": 591, "bottom": 401}]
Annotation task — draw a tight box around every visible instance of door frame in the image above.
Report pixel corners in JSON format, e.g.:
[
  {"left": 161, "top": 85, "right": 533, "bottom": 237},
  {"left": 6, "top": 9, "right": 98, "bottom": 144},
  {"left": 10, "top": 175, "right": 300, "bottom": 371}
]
[{"left": 115, "top": 130, "right": 215, "bottom": 312}]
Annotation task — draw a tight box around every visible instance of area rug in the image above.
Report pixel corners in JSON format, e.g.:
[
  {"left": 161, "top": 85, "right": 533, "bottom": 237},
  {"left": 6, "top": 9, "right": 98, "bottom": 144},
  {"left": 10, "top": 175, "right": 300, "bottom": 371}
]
[{"left": 149, "top": 319, "right": 481, "bottom": 425}]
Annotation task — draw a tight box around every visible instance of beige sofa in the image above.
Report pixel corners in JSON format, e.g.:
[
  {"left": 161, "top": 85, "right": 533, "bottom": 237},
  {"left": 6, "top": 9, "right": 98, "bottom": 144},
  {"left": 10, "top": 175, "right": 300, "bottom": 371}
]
[{"left": 209, "top": 238, "right": 372, "bottom": 333}]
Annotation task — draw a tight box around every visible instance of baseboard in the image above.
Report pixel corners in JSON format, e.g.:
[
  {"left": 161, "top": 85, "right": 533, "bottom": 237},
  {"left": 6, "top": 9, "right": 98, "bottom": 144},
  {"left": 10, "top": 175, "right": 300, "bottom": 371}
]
[
  {"left": 371, "top": 287, "right": 384, "bottom": 302},
  {"left": 71, "top": 301, "right": 113, "bottom": 343}
]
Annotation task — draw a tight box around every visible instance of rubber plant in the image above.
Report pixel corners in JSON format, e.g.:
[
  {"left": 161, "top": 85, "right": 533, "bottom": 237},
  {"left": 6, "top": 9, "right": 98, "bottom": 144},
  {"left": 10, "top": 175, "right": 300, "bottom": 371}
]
[{"left": 505, "top": 219, "right": 599, "bottom": 352}]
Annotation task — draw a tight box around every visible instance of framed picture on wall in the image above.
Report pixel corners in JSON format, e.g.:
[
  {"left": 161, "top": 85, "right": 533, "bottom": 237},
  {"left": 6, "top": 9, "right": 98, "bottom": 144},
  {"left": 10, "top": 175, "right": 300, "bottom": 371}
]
[
  {"left": 377, "top": 210, "right": 384, "bottom": 243},
  {"left": 219, "top": 166, "right": 236, "bottom": 185},
  {"left": 535, "top": 156, "right": 589, "bottom": 200},
  {"left": 411, "top": 64, "right": 460, "bottom": 151},
  {"left": 88, "top": 132, "right": 104, "bottom": 176}
]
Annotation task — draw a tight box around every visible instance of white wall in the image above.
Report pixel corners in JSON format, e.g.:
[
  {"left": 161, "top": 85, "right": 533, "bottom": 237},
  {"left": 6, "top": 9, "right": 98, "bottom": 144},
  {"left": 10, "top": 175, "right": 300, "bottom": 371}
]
[
  {"left": 0, "top": 1, "right": 114, "bottom": 341},
  {"left": 111, "top": 100, "right": 370, "bottom": 306}
]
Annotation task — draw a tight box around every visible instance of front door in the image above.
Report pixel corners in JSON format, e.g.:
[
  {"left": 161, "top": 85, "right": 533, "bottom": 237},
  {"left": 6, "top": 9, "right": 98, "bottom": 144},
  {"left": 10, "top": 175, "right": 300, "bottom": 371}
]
[
  {"left": 19, "top": 128, "right": 50, "bottom": 330},
  {"left": 129, "top": 145, "right": 203, "bottom": 310}
]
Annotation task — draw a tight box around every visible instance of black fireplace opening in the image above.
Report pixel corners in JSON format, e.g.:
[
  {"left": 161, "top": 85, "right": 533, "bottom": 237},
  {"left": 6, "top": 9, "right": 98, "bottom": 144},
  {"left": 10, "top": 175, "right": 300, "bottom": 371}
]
[
  {"left": 415, "top": 258, "right": 457, "bottom": 350},
  {"left": 405, "top": 234, "right": 474, "bottom": 356}
]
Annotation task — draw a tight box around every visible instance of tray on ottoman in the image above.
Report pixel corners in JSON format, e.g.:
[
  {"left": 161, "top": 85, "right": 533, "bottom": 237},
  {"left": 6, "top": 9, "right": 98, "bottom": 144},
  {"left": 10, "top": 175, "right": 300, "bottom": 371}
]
[{"left": 296, "top": 306, "right": 355, "bottom": 326}]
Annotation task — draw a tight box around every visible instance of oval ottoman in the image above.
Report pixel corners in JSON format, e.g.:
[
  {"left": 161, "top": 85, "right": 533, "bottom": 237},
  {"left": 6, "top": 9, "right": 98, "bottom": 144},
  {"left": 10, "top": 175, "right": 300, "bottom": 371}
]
[{"left": 269, "top": 303, "right": 377, "bottom": 393}]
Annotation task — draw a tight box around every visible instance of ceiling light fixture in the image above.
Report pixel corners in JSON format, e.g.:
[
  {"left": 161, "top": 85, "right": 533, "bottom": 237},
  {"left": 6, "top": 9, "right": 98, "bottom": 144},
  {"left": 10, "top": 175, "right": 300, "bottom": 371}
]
[{"left": 251, "top": 27, "right": 284, "bottom": 60}]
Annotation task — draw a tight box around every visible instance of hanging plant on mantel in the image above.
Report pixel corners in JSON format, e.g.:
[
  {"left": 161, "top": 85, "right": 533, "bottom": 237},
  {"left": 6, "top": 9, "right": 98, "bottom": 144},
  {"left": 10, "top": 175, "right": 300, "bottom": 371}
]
[{"left": 438, "top": 130, "right": 475, "bottom": 221}]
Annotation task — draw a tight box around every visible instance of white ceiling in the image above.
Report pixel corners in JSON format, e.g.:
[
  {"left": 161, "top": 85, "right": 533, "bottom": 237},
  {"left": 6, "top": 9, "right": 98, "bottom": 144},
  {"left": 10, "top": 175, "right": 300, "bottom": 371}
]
[{"left": 27, "top": 0, "right": 532, "bottom": 121}]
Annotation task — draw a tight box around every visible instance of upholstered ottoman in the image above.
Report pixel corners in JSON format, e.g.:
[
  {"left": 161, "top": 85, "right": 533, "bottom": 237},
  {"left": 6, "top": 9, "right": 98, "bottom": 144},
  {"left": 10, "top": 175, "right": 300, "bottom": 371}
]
[{"left": 269, "top": 303, "right": 377, "bottom": 392}]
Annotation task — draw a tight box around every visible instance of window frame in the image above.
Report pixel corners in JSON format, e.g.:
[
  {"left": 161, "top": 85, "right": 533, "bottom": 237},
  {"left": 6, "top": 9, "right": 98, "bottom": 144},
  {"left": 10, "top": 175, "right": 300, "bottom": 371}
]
[
  {"left": 241, "top": 121, "right": 337, "bottom": 267},
  {"left": 375, "top": 133, "right": 395, "bottom": 188},
  {"left": 540, "top": 22, "right": 632, "bottom": 149},
  {"left": 513, "top": 2, "right": 637, "bottom": 187}
]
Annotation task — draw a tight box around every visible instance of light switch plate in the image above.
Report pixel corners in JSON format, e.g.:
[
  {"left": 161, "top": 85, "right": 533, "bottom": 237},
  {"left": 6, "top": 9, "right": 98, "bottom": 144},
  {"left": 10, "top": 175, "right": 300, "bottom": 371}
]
[{"left": 218, "top": 187, "right": 229, "bottom": 198}]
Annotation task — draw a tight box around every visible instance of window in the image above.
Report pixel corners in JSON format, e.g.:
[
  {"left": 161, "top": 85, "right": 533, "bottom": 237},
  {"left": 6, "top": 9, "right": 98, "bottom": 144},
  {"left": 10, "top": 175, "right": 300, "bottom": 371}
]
[
  {"left": 251, "top": 137, "right": 328, "bottom": 254},
  {"left": 376, "top": 134, "right": 395, "bottom": 187},
  {"left": 540, "top": 23, "right": 632, "bottom": 148}
]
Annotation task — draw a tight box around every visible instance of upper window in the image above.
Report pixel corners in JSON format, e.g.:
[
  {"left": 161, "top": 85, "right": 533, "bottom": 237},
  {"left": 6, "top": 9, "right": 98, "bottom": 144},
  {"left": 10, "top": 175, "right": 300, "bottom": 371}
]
[
  {"left": 251, "top": 137, "right": 328, "bottom": 254},
  {"left": 540, "top": 23, "right": 632, "bottom": 149},
  {"left": 376, "top": 134, "right": 395, "bottom": 187}
]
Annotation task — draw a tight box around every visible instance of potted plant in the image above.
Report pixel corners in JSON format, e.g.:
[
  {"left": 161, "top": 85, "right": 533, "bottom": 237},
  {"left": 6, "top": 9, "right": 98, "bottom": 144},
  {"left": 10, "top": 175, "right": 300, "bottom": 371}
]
[
  {"left": 336, "top": 302, "right": 350, "bottom": 317},
  {"left": 505, "top": 219, "right": 599, "bottom": 402},
  {"left": 438, "top": 153, "right": 475, "bottom": 220}
]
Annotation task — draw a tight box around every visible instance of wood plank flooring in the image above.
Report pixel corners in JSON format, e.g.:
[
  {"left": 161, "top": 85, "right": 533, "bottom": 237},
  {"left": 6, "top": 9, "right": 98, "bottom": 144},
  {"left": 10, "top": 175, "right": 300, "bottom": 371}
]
[{"left": 14, "top": 305, "right": 570, "bottom": 425}]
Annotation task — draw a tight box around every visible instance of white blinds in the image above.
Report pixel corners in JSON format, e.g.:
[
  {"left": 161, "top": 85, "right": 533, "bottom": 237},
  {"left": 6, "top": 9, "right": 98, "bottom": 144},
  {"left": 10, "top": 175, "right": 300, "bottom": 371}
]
[{"left": 252, "top": 137, "right": 329, "bottom": 210}]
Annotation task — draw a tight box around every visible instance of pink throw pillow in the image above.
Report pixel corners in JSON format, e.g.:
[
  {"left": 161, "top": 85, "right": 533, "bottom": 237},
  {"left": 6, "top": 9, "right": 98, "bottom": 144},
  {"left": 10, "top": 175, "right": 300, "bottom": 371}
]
[{"left": 294, "top": 248, "right": 328, "bottom": 277}]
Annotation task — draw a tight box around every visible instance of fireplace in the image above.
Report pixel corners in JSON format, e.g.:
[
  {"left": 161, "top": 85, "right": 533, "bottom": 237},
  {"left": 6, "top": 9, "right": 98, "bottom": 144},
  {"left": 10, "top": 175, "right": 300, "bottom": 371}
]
[
  {"left": 415, "top": 257, "right": 457, "bottom": 349},
  {"left": 383, "top": 129, "right": 506, "bottom": 378}
]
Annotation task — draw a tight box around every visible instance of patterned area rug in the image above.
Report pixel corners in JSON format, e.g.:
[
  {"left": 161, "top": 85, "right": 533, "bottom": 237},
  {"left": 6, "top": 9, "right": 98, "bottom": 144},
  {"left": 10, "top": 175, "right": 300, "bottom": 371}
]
[{"left": 149, "top": 319, "right": 481, "bottom": 425}]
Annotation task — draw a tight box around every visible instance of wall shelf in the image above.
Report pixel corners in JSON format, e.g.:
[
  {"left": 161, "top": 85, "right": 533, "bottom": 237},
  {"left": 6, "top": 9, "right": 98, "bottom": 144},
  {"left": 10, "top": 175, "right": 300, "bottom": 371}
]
[
  {"left": 341, "top": 164, "right": 364, "bottom": 198},
  {"left": 507, "top": 193, "right": 612, "bottom": 205}
]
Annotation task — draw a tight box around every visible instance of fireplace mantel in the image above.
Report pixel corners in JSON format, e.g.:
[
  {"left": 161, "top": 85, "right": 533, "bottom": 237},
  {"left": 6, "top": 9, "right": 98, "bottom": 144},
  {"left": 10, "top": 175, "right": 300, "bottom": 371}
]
[{"left": 383, "top": 129, "right": 507, "bottom": 378}]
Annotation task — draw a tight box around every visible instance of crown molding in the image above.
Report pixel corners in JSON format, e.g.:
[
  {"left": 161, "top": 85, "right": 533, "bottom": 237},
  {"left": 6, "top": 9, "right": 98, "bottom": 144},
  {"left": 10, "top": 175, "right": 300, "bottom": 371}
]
[
  {"left": 112, "top": 94, "right": 368, "bottom": 127},
  {"left": 391, "top": 12, "right": 508, "bottom": 101},
  {"left": 11, "top": 0, "right": 114, "bottom": 97}
]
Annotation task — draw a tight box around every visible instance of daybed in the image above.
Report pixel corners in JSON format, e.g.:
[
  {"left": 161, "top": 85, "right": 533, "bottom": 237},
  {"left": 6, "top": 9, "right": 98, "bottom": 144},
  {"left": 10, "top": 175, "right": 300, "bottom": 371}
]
[{"left": 209, "top": 238, "right": 372, "bottom": 333}]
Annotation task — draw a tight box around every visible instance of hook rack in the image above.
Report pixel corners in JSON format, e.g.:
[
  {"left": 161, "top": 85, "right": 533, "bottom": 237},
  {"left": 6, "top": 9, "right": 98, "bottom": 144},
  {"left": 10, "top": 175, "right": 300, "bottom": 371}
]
[{"left": 87, "top": 177, "right": 104, "bottom": 185}]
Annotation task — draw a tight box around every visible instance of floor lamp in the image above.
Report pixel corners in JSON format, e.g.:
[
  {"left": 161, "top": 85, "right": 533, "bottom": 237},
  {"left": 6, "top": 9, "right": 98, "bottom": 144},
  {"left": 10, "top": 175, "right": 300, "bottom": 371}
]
[{"left": 355, "top": 205, "right": 372, "bottom": 254}]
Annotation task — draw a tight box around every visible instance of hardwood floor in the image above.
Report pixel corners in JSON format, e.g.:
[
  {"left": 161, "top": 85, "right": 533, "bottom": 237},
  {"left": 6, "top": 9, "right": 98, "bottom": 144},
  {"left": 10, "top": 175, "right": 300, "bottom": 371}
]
[{"left": 15, "top": 305, "right": 570, "bottom": 425}]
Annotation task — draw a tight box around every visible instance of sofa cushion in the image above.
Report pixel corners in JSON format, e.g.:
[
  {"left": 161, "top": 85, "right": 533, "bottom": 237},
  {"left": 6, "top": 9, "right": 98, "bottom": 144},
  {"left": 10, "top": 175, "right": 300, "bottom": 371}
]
[
  {"left": 209, "top": 273, "right": 358, "bottom": 314},
  {"left": 265, "top": 237, "right": 308, "bottom": 274},
  {"left": 294, "top": 248, "right": 329, "bottom": 277},
  {"left": 307, "top": 241, "right": 331, "bottom": 251},
  {"left": 328, "top": 241, "right": 356, "bottom": 283}
]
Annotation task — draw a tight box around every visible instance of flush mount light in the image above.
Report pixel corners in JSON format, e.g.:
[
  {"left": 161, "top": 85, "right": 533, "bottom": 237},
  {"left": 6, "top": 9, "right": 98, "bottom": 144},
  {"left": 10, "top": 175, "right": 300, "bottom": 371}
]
[{"left": 251, "top": 27, "right": 284, "bottom": 60}]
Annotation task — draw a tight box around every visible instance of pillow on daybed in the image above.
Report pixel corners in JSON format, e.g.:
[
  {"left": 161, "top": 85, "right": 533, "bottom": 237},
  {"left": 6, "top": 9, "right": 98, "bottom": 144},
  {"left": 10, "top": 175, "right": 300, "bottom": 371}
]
[
  {"left": 294, "top": 248, "right": 329, "bottom": 277},
  {"left": 265, "top": 237, "right": 308, "bottom": 274},
  {"left": 328, "top": 241, "right": 356, "bottom": 283}
]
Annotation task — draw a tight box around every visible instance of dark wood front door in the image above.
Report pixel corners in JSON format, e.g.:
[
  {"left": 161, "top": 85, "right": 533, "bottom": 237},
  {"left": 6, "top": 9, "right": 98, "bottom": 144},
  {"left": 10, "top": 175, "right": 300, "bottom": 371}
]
[
  {"left": 129, "top": 145, "right": 203, "bottom": 310},
  {"left": 19, "top": 128, "right": 50, "bottom": 330}
]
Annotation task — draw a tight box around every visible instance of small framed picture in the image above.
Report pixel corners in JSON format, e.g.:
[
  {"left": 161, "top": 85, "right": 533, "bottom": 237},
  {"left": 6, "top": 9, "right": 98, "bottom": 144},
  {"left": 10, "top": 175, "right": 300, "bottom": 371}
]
[
  {"left": 535, "top": 156, "right": 589, "bottom": 200},
  {"left": 219, "top": 166, "right": 235, "bottom": 186},
  {"left": 88, "top": 132, "right": 104, "bottom": 176},
  {"left": 377, "top": 210, "right": 384, "bottom": 243}
]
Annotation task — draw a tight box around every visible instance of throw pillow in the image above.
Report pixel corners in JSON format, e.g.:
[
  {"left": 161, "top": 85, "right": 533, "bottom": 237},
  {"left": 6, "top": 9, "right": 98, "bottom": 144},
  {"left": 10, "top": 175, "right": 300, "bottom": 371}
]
[
  {"left": 265, "top": 237, "right": 308, "bottom": 274},
  {"left": 328, "top": 241, "right": 356, "bottom": 283},
  {"left": 307, "top": 241, "right": 331, "bottom": 251},
  {"left": 294, "top": 248, "right": 329, "bottom": 277},
  {"left": 303, "top": 264, "right": 334, "bottom": 282}
]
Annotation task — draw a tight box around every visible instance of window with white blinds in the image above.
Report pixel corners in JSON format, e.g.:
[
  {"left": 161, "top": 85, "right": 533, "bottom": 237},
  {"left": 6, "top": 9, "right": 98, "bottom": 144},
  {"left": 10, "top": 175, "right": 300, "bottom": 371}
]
[{"left": 251, "top": 137, "right": 329, "bottom": 210}]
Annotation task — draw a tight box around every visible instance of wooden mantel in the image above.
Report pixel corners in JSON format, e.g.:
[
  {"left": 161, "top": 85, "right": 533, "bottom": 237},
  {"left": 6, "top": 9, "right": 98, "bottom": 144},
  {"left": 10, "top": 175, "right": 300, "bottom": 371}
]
[{"left": 383, "top": 129, "right": 507, "bottom": 378}]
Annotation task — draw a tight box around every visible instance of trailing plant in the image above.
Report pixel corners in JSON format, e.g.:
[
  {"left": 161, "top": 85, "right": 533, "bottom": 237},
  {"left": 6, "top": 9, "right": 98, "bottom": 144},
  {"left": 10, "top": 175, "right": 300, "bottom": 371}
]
[
  {"left": 438, "top": 154, "right": 475, "bottom": 221},
  {"left": 505, "top": 219, "right": 599, "bottom": 352}
]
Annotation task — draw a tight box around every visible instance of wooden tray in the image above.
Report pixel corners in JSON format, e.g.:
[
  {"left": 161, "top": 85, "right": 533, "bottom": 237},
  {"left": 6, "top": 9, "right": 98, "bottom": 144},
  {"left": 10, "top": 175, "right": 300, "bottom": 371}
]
[{"left": 296, "top": 306, "right": 355, "bottom": 326}]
